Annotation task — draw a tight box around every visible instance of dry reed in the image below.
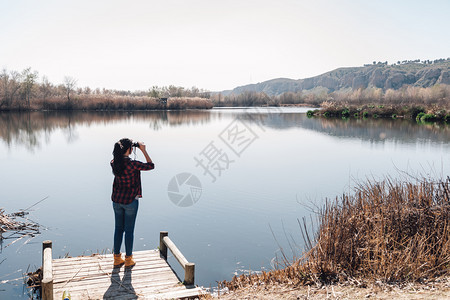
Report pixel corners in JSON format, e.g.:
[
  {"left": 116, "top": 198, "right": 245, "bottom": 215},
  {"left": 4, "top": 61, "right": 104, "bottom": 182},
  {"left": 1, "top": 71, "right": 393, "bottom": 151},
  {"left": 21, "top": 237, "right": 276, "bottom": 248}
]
[
  {"left": 0, "top": 208, "right": 41, "bottom": 244},
  {"left": 4, "top": 95, "right": 213, "bottom": 111},
  {"left": 222, "top": 176, "right": 450, "bottom": 291}
]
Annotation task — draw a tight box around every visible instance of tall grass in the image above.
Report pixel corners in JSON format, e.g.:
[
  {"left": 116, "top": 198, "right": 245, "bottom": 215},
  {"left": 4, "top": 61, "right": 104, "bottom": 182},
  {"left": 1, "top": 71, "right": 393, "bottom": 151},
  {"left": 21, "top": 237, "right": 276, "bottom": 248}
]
[
  {"left": 2, "top": 95, "right": 213, "bottom": 111},
  {"left": 303, "top": 176, "right": 449, "bottom": 282},
  {"left": 222, "top": 176, "right": 450, "bottom": 290}
]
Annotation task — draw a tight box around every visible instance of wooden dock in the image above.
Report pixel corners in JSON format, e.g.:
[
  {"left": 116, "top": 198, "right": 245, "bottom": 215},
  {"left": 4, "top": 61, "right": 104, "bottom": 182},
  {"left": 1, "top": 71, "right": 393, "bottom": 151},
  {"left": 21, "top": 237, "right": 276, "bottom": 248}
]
[{"left": 41, "top": 232, "right": 204, "bottom": 299}]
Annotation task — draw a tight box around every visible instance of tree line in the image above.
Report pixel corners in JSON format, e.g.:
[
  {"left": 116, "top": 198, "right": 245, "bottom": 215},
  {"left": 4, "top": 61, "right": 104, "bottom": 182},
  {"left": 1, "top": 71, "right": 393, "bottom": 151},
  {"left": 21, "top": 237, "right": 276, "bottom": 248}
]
[
  {"left": 212, "top": 84, "right": 450, "bottom": 107},
  {"left": 363, "top": 57, "right": 450, "bottom": 67},
  {"left": 0, "top": 67, "right": 211, "bottom": 110}
]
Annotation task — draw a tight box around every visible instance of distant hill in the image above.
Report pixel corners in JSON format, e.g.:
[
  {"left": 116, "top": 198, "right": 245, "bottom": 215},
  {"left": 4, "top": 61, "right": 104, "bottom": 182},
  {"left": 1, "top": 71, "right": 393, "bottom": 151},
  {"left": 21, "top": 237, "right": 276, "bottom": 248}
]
[{"left": 221, "top": 59, "right": 450, "bottom": 96}]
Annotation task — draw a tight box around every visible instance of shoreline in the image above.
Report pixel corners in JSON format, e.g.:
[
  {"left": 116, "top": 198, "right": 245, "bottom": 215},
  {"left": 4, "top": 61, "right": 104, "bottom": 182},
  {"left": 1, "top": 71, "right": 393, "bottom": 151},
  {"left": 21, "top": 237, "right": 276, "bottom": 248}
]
[
  {"left": 209, "top": 277, "right": 450, "bottom": 299},
  {"left": 307, "top": 103, "right": 449, "bottom": 123}
]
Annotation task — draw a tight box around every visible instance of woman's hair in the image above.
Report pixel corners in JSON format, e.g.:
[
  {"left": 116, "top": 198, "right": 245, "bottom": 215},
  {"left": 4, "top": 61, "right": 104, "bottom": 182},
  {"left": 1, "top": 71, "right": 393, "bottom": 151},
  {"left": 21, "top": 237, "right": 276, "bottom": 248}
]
[{"left": 112, "top": 138, "right": 133, "bottom": 176}]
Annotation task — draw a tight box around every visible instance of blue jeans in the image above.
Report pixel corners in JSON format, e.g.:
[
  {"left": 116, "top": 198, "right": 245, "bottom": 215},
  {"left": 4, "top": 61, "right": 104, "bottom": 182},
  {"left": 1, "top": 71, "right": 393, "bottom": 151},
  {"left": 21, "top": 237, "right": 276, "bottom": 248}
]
[{"left": 113, "top": 200, "right": 139, "bottom": 256}]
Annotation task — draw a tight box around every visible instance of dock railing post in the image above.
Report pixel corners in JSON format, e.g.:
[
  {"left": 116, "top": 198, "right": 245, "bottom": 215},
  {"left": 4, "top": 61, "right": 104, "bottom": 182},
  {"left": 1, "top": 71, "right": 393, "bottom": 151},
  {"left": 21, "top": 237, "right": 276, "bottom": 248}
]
[
  {"left": 160, "top": 231, "right": 168, "bottom": 259},
  {"left": 184, "top": 262, "right": 195, "bottom": 286},
  {"left": 159, "top": 231, "right": 196, "bottom": 286},
  {"left": 42, "top": 240, "right": 53, "bottom": 300}
]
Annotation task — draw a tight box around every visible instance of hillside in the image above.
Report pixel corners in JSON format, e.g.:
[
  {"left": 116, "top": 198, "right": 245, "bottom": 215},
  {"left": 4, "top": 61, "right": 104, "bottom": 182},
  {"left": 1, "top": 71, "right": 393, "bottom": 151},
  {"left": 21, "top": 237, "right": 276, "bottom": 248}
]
[{"left": 222, "top": 59, "right": 450, "bottom": 96}]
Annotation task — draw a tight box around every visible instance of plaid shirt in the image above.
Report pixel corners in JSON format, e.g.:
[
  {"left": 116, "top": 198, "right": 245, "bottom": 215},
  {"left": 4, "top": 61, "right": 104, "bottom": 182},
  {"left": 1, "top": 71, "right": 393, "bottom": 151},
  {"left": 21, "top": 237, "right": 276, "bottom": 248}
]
[{"left": 111, "top": 157, "right": 155, "bottom": 204}]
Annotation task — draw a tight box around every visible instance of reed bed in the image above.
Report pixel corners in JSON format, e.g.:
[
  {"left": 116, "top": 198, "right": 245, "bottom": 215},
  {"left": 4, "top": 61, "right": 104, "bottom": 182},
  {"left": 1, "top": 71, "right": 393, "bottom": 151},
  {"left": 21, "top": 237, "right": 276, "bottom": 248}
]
[
  {"left": 7, "top": 95, "right": 213, "bottom": 111},
  {"left": 222, "top": 176, "right": 450, "bottom": 291}
]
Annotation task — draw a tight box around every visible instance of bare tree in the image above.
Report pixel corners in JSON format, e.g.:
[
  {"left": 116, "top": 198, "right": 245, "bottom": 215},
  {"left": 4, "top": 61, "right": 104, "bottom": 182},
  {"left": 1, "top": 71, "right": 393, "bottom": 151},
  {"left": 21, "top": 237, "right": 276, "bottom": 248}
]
[
  {"left": 40, "top": 75, "right": 52, "bottom": 107},
  {"left": 0, "top": 69, "right": 23, "bottom": 108},
  {"left": 22, "top": 67, "right": 39, "bottom": 108},
  {"left": 63, "top": 76, "right": 77, "bottom": 103},
  {"left": 0, "top": 68, "right": 9, "bottom": 108}
]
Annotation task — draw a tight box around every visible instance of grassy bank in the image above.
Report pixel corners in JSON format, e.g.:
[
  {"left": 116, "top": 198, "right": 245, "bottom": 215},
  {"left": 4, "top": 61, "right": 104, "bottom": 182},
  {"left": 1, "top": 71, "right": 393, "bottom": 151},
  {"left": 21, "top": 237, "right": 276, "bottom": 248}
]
[
  {"left": 221, "top": 176, "right": 449, "bottom": 292},
  {"left": 308, "top": 103, "right": 449, "bottom": 123}
]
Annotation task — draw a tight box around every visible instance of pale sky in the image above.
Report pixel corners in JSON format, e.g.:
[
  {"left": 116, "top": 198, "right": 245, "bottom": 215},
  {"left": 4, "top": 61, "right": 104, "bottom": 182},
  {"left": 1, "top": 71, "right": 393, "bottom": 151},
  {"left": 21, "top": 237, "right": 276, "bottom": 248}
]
[{"left": 1, "top": 0, "right": 449, "bottom": 92}]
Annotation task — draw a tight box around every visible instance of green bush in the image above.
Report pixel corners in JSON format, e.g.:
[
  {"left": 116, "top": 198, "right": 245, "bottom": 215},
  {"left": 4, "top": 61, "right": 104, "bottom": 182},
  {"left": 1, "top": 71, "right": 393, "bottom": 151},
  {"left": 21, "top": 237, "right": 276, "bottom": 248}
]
[
  {"left": 416, "top": 112, "right": 426, "bottom": 122},
  {"left": 307, "top": 110, "right": 314, "bottom": 118},
  {"left": 420, "top": 114, "right": 437, "bottom": 123},
  {"left": 378, "top": 105, "right": 384, "bottom": 108},
  {"left": 391, "top": 114, "right": 397, "bottom": 119},
  {"left": 324, "top": 111, "right": 330, "bottom": 118},
  {"left": 342, "top": 109, "right": 350, "bottom": 118},
  {"left": 373, "top": 114, "right": 378, "bottom": 118},
  {"left": 362, "top": 111, "right": 369, "bottom": 118},
  {"left": 354, "top": 113, "right": 359, "bottom": 118}
]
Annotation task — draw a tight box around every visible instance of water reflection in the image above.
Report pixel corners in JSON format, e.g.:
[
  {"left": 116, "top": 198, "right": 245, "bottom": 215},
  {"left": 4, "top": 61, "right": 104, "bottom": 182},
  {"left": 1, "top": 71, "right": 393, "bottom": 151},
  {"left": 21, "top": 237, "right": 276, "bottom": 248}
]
[
  {"left": 0, "top": 110, "right": 448, "bottom": 151},
  {"left": 0, "top": 111, "right": 213, "bottom": 150},
  {"left": 245, "top": 113, "right": 450, "bottom": 143}
]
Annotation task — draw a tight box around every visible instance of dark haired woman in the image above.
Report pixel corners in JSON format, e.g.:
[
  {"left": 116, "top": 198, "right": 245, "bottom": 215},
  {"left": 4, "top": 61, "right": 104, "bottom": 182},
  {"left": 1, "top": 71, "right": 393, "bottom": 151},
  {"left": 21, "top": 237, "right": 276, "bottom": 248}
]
[{"left": 111, "top": 138, "right": 154, "bottom": 267}]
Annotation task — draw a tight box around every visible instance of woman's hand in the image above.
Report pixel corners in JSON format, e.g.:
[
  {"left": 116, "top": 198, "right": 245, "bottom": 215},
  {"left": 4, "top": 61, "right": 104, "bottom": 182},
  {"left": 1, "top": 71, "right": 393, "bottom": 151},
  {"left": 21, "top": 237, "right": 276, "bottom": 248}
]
[
  {"left": 137, "top": 142, "right": 146, "bottom": 151},
  {"left": 137, "top": 142, "right": 152, "bottom": 163}
]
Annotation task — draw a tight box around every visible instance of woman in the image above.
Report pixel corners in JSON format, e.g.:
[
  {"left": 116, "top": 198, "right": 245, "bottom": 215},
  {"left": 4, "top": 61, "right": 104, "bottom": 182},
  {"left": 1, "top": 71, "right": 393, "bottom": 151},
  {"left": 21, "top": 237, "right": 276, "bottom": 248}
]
[{"left": 111, "top": 138, "right": 154, "bottom": 267}]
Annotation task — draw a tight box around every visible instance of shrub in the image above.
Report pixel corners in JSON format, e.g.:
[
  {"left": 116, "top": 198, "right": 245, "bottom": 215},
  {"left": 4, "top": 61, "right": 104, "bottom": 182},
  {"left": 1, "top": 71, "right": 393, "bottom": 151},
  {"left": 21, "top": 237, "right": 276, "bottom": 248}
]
[
  {"left": 323, "top": 111, "right": 330, "bottom": 118},
  {"left": 362, "top": 111, "right": 369, "bottom": 118},
  {"left": 307, "top": 110, "right": 314, "bottom": 118},
  {"left": 354, "top": 113, "right": 359, "bottom": 118},
  {"left": 391, "top": 114, "right": 397, "bottom": 119},
  {"left": 373, "top": 113, "right": 378, "bottom": 118},
  {"left": 341, "top": 109, "right": 350, "bottom": 118},
  {"left": 420, "top": 113, "right": 437, "bottom": 122},
  {"left": 416, "top": 112, "right": 426, "bottom": 122}
]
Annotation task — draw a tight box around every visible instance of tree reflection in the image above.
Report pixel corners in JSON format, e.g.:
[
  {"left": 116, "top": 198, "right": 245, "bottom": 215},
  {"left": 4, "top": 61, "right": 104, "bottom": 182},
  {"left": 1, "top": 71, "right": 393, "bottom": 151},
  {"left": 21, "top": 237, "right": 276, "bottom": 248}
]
[
  {"left": 0, "top": 111, "right": 212, "bottom": 150},
  {"left": 0, "top": 110, "right": 448, "bottom": 151}
]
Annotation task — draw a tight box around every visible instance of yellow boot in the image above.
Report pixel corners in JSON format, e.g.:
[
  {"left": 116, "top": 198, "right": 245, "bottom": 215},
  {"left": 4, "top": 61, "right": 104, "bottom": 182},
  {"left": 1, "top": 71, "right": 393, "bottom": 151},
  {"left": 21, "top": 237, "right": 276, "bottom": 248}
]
[
  {"left": 125, "top": 255, "right": 135, "bottom": 267},
  {"left": 113, "top": 253, "right": 125, "bottom": 266}
]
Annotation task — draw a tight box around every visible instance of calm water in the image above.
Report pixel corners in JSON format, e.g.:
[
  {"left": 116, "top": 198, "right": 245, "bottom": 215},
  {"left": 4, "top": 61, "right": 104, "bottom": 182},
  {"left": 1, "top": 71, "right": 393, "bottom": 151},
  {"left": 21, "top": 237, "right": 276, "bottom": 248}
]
[{"left": 0, "top": 108, "right": 449, "bottom": 298}]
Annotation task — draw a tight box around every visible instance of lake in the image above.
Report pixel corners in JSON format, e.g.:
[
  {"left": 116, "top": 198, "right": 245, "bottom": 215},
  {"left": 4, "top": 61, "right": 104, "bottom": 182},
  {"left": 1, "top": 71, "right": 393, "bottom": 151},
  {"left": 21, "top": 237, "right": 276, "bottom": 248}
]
[{"left": 0, "top": 107, "right": 449, "bottom": 298}]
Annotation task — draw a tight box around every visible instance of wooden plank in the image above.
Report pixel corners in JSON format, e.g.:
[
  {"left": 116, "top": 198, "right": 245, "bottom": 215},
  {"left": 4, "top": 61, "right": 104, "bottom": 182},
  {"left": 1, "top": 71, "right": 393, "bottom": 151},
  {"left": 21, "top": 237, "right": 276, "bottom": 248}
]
[
  {"left": 53, "top": 276, "right": 180, "bottom": 294},
  {"left": 77, "top": 284, "right": 196, "bottom": 300},
  {"left": 52, "top": 257, "right": 166, "bottom": 271},
  {"left": 52, "top": 263, "right": 172, "bottom": 281},
  {"left": 53, "top": 267, "right": 180, "bottom": 287},
  {"left": 52, "top": 251, "right": 161, "bottom": 267},
  {"left": 53, "top": 259, "right": 168, "bottom": 271},
  {"left": 53, "top": 275, "right": 179, "bottom": 292},
  {"left": 120, "top": 287, "right": 201, "bottom": 300},
  {"left": 53, "top": 269, "right": 178, "bottom": 287},
  {"left": 53, "top": 279, "right": 185, "bottom": 298},
  {"left": 163, "top": 236, "right": 188, "bottom": 268},
  {"left": 52, "top": 251, "right": 161, "bottom": 264},
  {"left": 55, "top": 285, "right": 202, "bottom": 300},
  {"left": 149, "top": 287, "right": 204, "bottom": 299},
  {"left": 53, "top": 260, "right": 170, "bottom": 276},
  {"left": 52, "top": 250, "right": 160, "bottom": 263}
]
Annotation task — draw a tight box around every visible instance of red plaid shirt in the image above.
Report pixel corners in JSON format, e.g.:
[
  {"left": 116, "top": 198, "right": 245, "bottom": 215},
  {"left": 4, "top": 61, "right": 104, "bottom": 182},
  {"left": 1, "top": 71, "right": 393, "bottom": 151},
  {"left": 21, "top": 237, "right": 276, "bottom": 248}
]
[{"left": 111, "top": 158, "right": 155, "bottom": 204}]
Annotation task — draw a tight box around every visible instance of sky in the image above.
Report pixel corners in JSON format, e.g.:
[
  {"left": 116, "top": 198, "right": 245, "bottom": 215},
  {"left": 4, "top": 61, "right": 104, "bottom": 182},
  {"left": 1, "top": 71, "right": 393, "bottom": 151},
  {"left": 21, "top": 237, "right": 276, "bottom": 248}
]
[{"left": 1, "top": 0, "right": 449, "bottom": 92}]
